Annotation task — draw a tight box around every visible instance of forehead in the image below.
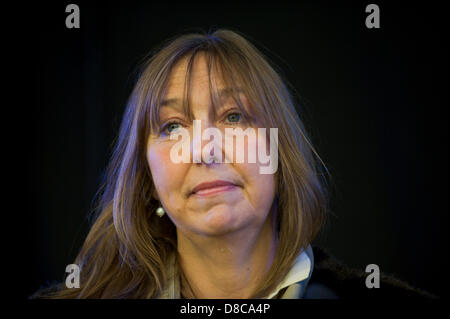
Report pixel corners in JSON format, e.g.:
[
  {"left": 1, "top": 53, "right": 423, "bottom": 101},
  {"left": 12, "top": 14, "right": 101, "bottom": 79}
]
[
  {"left": 154, "top": 52, "right": 259, "bottom": 124},
  {"left": 165, "top": 53, "right": 224, "bottom": 95},
  {"left": 161, "top": 54, "right": 243, "bottom": 114}
]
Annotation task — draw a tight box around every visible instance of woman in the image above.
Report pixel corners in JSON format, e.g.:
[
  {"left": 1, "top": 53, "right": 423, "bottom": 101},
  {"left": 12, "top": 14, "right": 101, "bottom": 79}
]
[
  {"left": 31, "top": 29, "right": 431, "bottom": 299},
  {"left": 31, "top": 28, "right": 325, "bottom": 299}
]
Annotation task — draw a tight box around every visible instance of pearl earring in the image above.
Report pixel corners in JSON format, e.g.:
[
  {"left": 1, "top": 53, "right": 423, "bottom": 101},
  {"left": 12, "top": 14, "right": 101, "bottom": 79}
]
[{"left": 156, "top": 206, "right": 165, "bottom": 217}]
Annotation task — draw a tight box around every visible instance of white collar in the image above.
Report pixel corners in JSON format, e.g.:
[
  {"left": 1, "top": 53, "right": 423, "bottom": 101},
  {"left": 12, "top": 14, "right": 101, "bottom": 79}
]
[{"left": 265, "top": 245, "right": 314, "bottom": 299}]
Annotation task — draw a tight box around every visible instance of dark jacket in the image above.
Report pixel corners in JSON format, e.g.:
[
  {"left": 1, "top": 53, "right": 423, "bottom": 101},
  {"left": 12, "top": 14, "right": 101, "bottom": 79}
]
[{"left": 303, "top": 246, "right": 437, "bottom": 298}]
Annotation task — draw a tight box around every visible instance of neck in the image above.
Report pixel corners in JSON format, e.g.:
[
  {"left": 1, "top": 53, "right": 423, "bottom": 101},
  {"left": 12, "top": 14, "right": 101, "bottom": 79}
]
[{"left": 177, "top": 212, "right": 278, "bottom": 299}]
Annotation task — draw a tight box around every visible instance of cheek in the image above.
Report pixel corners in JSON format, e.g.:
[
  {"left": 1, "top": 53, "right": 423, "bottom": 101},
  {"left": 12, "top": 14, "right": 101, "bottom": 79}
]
[
  {"left": 146, "top": 142, "right": 187, "bottom": 199},
  {"left": 235, "top": 134, "right": 276, "bottom": 204}
]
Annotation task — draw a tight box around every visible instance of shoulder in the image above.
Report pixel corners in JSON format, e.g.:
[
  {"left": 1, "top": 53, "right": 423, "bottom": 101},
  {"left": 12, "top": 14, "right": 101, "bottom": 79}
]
[{"left": 304, "top": 245, "right": 437, "bottom": 299}]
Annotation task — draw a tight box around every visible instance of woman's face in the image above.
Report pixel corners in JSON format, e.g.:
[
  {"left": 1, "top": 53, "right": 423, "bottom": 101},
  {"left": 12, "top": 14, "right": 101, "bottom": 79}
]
[{"left": 146, "top": 54, "right": 276, "bottom": 238}]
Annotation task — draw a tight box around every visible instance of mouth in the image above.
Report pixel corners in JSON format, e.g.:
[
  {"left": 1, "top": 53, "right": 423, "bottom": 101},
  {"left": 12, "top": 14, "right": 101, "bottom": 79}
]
[{"left": 190, "top": 180, "right": 240, "bottom": 197}]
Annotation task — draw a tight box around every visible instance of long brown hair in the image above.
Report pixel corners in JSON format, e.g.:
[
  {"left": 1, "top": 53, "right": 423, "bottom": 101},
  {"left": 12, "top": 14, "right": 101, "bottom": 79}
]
[{"left": 34, "top": 28, "right": 328, "bottom": 298}]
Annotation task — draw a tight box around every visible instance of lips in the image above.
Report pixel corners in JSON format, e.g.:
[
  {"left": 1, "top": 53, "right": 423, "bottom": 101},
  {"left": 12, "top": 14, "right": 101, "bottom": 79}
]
[{"left": 191, "top": 180, "right": 238, "bottom": 196}]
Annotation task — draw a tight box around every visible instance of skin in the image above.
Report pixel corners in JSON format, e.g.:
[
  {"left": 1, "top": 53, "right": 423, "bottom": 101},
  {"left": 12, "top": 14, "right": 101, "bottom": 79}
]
[{"left": 146, "top": 53, "right": 278, "bottom": 298}]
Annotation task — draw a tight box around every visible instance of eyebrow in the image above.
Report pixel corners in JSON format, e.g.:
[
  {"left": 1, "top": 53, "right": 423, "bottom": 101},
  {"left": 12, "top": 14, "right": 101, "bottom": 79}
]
[{"left": 160, "top": 87, "right": 242, "bottom": 109}]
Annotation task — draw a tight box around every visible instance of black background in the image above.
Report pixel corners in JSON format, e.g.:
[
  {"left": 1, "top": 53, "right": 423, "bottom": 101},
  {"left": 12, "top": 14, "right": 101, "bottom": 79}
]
[{"left": 12, "top": 1, "right": 448, "bottom": 299}]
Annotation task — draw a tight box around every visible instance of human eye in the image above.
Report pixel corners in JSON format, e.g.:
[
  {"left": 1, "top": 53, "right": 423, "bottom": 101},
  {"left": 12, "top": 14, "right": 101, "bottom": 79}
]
[
  {"left": 161, "top": 120, "right": 183, "bottom": 135},
  {"left": 226, "top": 112, "right": 241, "bottom": 123},
  {"left": 223, "top": 109, "right": 244, "bottom": 125}
]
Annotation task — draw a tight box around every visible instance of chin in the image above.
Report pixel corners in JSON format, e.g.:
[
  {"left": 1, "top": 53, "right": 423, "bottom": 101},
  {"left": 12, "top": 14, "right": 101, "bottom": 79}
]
[{"left": 199, "top": 209, "right": 243, "bottom": 236}]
